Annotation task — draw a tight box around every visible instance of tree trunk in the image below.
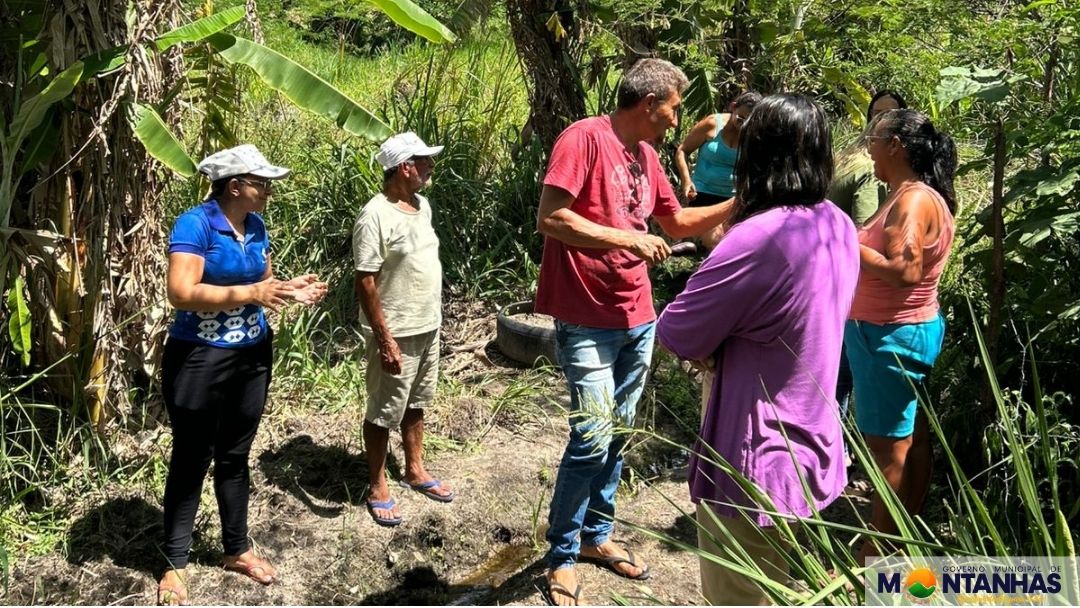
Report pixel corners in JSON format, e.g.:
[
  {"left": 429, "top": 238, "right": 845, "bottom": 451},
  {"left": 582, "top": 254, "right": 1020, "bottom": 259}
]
[
  {"left": 985, "top": 117, "right": 1007, "bottom": 389},
  {"left": 505, "top": 0, "right": 587, "bottom": 152},
  {"left": 720, "top": 0, "right": 754, "bottom": 101},
  {"left": 11, "top": 0, "right": 181, "bottom": 428}
]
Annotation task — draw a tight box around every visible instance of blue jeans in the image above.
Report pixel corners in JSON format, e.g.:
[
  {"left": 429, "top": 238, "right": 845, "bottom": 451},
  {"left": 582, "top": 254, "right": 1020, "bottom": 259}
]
[{"left": 546, "top": 320, "right": 656, "bottom": 570}]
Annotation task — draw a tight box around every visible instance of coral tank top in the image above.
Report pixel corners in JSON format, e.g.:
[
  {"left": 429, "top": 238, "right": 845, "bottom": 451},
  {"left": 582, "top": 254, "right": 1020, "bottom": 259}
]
[{"left": 850, "top": 181, "right": 955, "bottom": 324}]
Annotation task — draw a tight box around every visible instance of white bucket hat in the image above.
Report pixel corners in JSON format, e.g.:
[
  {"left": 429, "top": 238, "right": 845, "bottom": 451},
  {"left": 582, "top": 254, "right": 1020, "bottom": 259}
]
[
  {"left": 376, "top": 132, "right": 444, "bottom": 170},
  {"left": 197, "top": 144, "right": 291, "bottom": 181}
]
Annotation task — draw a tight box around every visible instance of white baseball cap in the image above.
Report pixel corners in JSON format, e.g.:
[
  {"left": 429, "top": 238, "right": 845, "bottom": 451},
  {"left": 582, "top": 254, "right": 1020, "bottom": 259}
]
[
  {"left": 197, "top": 144, "right": 291, "bottom": 181},
  {"left": 376, "top": 132, "right": 444, "bottom": 170}
]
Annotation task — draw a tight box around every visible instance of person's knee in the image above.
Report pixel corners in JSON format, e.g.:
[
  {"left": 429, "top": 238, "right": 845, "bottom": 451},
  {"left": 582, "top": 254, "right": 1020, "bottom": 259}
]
[
  {"left": 363, "top": 417, "right": 393, "bottom": 439},
  {"left": 401, "top": 407, "right": 424, "bottom": 427},
  {"left": 562, "top": 434, "right": 612, "bottom": 470},
  {"left": 170, "top": 435, "right": 214, "bottom": 467},
  {"left": 865, "top": 434, "right": 912, "bottom": 468}
]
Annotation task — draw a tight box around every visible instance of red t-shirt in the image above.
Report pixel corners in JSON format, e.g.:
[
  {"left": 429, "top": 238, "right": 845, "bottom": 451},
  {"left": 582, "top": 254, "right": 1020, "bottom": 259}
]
[{"left": 535, "top": 116, "right": 682, "bottom": 329}]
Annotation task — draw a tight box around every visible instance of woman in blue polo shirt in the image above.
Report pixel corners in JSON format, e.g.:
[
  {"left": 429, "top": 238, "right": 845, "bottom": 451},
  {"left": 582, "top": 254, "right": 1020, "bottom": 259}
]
[{"left": 157, "top": 145, "right": 326, "bottom": 605}]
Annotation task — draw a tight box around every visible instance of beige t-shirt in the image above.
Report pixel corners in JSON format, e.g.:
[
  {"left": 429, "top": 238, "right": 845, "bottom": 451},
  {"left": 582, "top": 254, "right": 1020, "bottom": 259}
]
[{"left": 352, "top": 193, "right": 442, "bottom": 337}]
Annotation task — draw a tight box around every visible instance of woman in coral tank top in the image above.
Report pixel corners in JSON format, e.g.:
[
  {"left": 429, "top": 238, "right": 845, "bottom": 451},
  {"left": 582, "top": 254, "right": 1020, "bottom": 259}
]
[{"left": 845, "top": 109, "right": 957, "bottom": 561}]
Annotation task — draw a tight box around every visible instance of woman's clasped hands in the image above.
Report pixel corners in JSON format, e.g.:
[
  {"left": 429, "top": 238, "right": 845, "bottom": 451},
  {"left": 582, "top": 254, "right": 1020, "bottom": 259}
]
[{"left": 250, "top": 274, "right": 328, "bottom": 311}]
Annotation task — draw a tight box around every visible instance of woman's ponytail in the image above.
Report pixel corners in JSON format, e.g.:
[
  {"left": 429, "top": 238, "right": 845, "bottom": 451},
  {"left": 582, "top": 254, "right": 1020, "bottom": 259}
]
[
  {"left": 927, "top": 130, "right": 957, "bottom": 214},
  {"left": 878, "top": 110, "right": 958, "bottom": 214}
]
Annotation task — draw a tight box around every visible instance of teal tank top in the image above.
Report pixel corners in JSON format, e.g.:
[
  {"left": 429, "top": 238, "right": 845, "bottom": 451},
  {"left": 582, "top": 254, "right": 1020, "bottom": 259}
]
[{"left": 691, "top": 114, "right": 737, "bottom": 197}]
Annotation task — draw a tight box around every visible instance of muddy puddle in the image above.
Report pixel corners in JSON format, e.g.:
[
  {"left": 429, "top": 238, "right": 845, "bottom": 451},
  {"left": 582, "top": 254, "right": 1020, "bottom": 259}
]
[{"left": 447, "top": 543, "right": 540, "bottom": 605}]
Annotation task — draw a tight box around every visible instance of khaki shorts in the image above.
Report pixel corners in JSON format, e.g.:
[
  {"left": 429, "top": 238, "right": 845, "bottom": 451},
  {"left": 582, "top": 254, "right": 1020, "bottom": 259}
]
[
  {"left": 364, "top": 329, "right": 439, "bottom": 429},
  {"left": 696, "top": 502, "right": 794, "bottom": 606}
]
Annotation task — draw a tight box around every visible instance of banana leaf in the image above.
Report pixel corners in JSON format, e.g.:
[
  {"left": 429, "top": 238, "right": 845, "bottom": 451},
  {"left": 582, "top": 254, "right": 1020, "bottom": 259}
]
[
  {"left": 6, "top": 274, "right": 32, "bottom": 367},
  {"left": 207, "top": 33, "right": 392, "bottom": 141},
  {"left": 155, "top": 5, "right": 246, "bottom": 51},
  {"left": 366, "top": 0, "right": 457, "bottom": 43},
  {"left": 131, "top": 104, "right": 197, "bottom": 177}
]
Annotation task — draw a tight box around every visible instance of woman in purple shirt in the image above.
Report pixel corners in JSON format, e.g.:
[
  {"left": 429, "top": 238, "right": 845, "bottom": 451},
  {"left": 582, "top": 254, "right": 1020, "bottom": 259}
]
[{"left": 657, "top": 94, "right": 860, "bottom": 605}]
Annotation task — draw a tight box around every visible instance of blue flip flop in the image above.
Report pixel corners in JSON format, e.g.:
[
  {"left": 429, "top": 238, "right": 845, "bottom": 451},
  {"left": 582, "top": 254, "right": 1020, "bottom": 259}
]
[
  {"left": 398, "top": 479, "right": 454, "bottom": 503},
  {"left": 366, "top": 498, "right": 403, "bottom": 527}
]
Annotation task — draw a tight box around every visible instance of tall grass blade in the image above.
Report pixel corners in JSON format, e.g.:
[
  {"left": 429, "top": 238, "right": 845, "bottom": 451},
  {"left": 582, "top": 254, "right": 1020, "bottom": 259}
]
[{"left": 968, "top": 298, "right": 1051, "bottom": 552}]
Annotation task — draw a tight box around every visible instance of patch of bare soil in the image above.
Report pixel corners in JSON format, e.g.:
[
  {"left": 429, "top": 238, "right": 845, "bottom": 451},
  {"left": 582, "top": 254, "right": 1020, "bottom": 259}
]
[
  {"left": 507, "top": 313, "right": 555, "bottom": 330},
  {"left": 7, "top": 403, "right": 711, "bottom": 606},
  {"left": 6, "top": 298, "right": 874, "bottom": 606}
]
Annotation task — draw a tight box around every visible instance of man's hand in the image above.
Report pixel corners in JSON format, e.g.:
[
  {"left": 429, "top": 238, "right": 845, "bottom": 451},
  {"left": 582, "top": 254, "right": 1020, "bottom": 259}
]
[
  {"left": 378, "top": 336, "right": 402, "bottom": 375},
  {"left": 626, "top": 234, "right": 672, "bottom": 265}
]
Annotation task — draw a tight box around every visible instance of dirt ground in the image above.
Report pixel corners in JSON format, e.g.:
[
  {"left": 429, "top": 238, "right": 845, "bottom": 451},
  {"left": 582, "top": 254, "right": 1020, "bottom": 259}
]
[
  {"left": 7, "top": 393, "right": 709, "bottom": 606},
  {"left": 6, "top": 303, "right": 871, "bottom": 606}
]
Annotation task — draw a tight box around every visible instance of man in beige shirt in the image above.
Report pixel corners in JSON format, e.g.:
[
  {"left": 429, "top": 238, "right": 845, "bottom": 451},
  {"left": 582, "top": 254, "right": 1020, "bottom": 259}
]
[{"left": 352, "top": 132, "right": 453, "bottom": 527}]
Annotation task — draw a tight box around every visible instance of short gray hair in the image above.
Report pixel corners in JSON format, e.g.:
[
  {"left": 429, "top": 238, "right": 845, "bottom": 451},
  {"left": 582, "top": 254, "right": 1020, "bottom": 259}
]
[{"left": 616, "top": 58, "right": 689, "bottom": 109}]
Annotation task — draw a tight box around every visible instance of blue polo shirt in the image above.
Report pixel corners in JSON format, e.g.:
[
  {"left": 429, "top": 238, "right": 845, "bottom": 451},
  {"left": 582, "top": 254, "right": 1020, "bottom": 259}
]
[{"left": 167, "top": 199, "right": 270, "bottom": 348}]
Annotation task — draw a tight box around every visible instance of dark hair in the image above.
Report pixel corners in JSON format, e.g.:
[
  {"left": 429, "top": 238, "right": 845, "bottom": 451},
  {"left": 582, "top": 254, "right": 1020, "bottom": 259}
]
[
  {"left": 732, "top": 94, "right": 833, "bottom": 223},
  {"left": 730, "top": 91, "right": 762, "bottom": 111},
  {"left": 616, "top": 58, "right": 689, "bottom": 109},
  {"left": 210, "top": 176, "right": 233, "bottom": 197},
  {"left": 383, "top": 166, "right": 399, "bottom": 184},
  {"left": 875, "top": 109, "right": 957, "bottom": 214},
  {"left": 867, "top": 89, "right": 908, "bottom": 123}
]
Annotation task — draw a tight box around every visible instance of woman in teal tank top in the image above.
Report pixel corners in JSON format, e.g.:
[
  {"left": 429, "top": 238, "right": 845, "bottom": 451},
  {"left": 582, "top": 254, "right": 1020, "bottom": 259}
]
[{"left": 676, "top": 91, "right": 761, "bottom": 208}]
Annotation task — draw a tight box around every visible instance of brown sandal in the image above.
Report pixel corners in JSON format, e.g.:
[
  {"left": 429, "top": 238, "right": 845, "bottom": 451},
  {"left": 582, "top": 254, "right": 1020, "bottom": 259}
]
[{"left": 223, "top": 555, "right": 277, "bottom": 585}]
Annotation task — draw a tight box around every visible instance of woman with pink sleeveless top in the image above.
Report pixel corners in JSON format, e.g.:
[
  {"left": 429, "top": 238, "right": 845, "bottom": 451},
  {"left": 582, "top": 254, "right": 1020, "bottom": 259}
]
[{"left": 845, "top": 109, "right": 957, "bottom": 560}]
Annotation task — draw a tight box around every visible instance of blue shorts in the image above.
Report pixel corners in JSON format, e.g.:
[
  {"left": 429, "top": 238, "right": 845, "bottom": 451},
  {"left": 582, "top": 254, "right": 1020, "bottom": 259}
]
[{"left": 844, "top": 315, "right": 945, "bottom": 438}]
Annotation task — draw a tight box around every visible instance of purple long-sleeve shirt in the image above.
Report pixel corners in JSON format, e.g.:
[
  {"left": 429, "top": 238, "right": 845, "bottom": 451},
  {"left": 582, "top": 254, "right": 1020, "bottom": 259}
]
[{"left": 657, "top": 202, "right": 859, "bottom": 526}]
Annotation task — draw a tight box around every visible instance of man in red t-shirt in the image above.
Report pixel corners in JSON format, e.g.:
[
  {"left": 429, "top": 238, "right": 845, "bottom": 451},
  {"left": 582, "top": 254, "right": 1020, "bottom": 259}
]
[{"left": 536, "top": 58, "right": 737, "bottom": 606}]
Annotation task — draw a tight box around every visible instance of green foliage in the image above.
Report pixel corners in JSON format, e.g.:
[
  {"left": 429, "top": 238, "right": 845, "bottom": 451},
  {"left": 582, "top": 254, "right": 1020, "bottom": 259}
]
[
  {"left": 365, "top": 0, "right": 457, "bottom": 43},
  {"left": 375, "top": 41, "right": 540, "bottom": 297},
  {"left": 131, "top": 104, "right": 197, "bottom": 176},
  {"left": 208, "top": 33, "right": 393, "bottom": 141},
  {"left": 936, "top": 66, "right": 1027, "bottom": 108},
  {"left": 5, "top": 275, "right": 31, "bottom": 367},
  {"left": 154, "top": 5, "right": 247, "bottom": 51},
  {"left": 622, "top": 314, "right": 1080, "bottom": 605},
  {"left": 277, "top": 0, "right": 459, "bottom": 56}
]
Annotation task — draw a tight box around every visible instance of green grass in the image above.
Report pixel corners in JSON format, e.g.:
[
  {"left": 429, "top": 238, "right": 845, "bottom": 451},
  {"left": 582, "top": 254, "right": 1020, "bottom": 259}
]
[{"left": 612, "top": 306, "right": 1080, "bottom": 605}]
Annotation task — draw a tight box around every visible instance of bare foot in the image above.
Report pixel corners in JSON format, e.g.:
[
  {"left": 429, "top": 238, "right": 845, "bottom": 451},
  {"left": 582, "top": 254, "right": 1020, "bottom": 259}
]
[
  {"left": 157, "top": 568, "right": 189, "bottom": 606},
  {"left": 367, "top": 483, "right": 402, "bottom": 524},
  {"left": 403, "top": 467, "right": 454, "bottom": 500},
  {"left": 580, "top": 541, "right": 649, "bottom": 579},
  {"left": 223, "top": 549, "right": 276, "bottom": 585},
  {"left": 546, "top": 566, "right": 582, "bottom": 606}
]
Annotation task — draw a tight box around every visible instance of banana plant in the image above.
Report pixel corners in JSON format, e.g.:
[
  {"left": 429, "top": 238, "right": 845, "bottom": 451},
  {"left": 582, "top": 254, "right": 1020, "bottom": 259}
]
[
  {"left": 0, "top": 0, "right": 454, "bottom": 408},
  {"left": 2, "top": 0, "right": 456, "bottom": 213}
]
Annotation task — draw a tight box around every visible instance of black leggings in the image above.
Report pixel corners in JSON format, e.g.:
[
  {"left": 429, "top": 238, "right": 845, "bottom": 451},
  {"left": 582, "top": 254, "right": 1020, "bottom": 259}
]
[{"left": 160, "top": 333, "right": 272, "bottom": 569}]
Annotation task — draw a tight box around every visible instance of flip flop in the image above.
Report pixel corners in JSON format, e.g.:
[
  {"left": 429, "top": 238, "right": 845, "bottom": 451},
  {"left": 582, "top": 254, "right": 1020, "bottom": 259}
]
[
  {"left": 398, "top": 479, "right": 454, "bottom": 503},
  {"left": 367, "top": 497, "right": 403, "bottom": 526},
  {"left": 541, "top": 580, "right": 583, "bottom": 606},
  {"left": 223, "top": 556, "right": 277, "bottom": 585},
  {"left": 581, "top": 548, "right": 651, "bottom": 581}
]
